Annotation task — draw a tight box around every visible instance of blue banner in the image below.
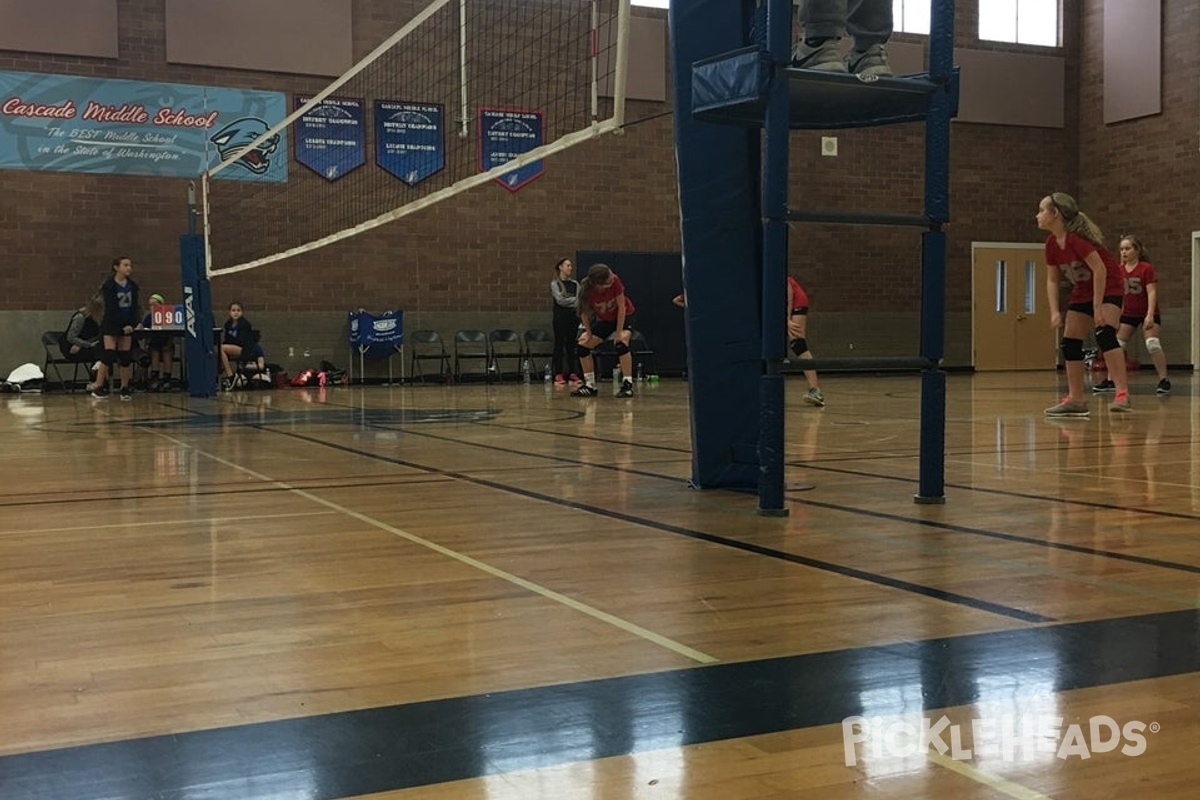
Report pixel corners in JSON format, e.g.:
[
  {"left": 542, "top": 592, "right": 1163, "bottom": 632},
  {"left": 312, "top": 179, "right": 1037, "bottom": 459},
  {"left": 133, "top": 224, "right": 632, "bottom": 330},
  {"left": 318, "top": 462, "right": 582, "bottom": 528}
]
[
  {"left": 294, "top": 95, "right": 365, "bottom": 182},
  {"left": 478, "top": 108, "right": 544, "bottom": 192},
  {"left": 375, "top": 100, "right": 444, "bottom": 186},
  {"left": 0, "top": 70, "right": 286, "bottom": 181}
]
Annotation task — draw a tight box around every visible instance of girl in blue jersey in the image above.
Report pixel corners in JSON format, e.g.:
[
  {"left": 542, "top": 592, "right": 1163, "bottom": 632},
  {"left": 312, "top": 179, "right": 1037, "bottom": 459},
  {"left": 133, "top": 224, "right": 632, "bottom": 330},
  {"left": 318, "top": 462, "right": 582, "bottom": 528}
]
[
  {"left": 219, "top": 302, "right": 266, "bottom": 390},
  {"left": 88, "top": 256, "right": 140, "bottom": 400}
]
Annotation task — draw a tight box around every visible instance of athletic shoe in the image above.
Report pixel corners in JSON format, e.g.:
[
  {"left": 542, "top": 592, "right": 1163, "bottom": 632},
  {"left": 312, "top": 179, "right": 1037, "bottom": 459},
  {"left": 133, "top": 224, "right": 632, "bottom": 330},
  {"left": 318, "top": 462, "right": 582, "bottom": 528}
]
[
  {"left": 845, "top": 44, "right": 893, "bottom": 77},
  {"left": 119, "top": 385, "right": 133, "bottom": 401},
  {"left": 89, "top": 385, "right": 109, "bottom": 399},
  {"left": 1109, "top": 391, "right": 1133, "bottom": 413},
  {"left": 791, "top": 38, "right": 846, "bottom": 72},
  {"left": 568, "top": 373, "right": 581, "bottom": 384},
  {"left": 1044, "top": 399, "right": 1089, "bottom": 417},
  {"left": 220, "top": 376, "right": 233, "bottom": 392},
  {"left": 554, "top": 373, "right": 566, "bottom": 385},
  {"left": 570, "top": 384, "right": 598, "bottom": 397},
  {"left": 1091, "top": 379, "right": 1116, "bottom": 393},
  {"left": 617, "top": 381, "right": 634, "bottom": 398},
  {"left": 803, "top": 387, "right": 825, "bottom": 407},
  {"left": 1156, "top": 378, "right": 1171, "bottom": 395}
]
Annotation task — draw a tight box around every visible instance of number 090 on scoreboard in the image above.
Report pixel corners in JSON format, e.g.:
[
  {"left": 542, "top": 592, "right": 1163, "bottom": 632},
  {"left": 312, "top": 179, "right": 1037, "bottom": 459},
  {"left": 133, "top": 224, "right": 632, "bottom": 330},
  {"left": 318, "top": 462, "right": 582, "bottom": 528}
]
[{"left": 151, "top": 303, "right": 186, "bottom": 330}]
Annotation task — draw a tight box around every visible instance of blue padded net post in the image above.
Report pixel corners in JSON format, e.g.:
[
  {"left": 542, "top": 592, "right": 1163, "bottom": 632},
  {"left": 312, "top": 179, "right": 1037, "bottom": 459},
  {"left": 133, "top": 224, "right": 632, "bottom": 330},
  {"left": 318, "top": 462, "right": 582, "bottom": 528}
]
[
  {"left": 671, "top": 0, "right": 764, "bottom": 491},
  {"left": 180, "top": 233, "right": 216, "bottom": 398}
]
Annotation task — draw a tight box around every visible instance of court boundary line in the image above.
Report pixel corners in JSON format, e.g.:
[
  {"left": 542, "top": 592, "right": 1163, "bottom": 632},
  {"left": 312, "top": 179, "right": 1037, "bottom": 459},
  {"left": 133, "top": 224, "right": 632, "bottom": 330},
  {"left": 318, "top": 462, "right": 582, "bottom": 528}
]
[
  {"left": 254, "top": 426, "right": 1053, "bottom": 624},
  {"left": 155, "top": 432, "right": 718, "bottom": 666},
  {"left": 926, "top": 751, "right": 1054, "bottom": 800}
]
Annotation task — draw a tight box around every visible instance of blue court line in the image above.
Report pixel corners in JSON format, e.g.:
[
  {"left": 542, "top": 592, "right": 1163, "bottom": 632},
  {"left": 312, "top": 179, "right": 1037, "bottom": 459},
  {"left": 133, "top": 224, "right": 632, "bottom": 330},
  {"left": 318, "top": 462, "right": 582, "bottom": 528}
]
[{"left": 1, "top": 609, "right": 1195, "bottom": 800}]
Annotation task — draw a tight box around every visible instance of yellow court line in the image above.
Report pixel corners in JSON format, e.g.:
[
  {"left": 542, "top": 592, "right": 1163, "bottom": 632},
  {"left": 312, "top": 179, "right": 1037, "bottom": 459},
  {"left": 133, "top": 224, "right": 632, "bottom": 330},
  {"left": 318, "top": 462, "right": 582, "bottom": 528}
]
[
  {"left": 161, "top": 434, "right": 719, "bottom": 665},
  {"left": 926, "top": 751, "right": 1054, "bottom": 800}
]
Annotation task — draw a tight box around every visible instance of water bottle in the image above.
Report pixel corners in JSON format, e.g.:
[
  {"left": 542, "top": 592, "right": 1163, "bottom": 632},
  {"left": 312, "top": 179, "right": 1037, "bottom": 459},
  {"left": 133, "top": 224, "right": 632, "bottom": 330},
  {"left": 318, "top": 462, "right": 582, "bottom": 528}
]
[
  {"left": 543, "top": 363, "right": 552, "bottom": 383},
  {"left": 635, "top": 363, "right": 644, "bottom": 382},
  {"left": 522, "top": 358, "right": 531, "bottom": 384}
]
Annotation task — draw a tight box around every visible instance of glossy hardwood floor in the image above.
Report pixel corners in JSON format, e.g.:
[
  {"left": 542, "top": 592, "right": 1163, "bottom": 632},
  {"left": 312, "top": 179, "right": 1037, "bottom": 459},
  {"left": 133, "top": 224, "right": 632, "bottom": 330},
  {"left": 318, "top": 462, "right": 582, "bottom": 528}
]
[{"left": 0, "top": 370, "right": 1196, "bottom": 799}]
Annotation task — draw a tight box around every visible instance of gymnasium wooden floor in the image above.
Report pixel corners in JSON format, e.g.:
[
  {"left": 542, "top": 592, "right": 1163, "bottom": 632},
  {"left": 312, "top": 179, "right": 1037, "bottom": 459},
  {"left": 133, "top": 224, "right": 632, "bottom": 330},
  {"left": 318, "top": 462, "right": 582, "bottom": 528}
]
[{"left": 1, "top": 370, "right": 1197, "bottom": 800}]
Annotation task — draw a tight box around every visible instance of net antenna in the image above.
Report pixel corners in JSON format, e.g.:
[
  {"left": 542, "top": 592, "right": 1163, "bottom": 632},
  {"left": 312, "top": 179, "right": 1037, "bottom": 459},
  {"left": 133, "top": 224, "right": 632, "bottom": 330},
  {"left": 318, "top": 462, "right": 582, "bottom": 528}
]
[{"left": 202, "top": 0, "right": 631, "bottom": 277}]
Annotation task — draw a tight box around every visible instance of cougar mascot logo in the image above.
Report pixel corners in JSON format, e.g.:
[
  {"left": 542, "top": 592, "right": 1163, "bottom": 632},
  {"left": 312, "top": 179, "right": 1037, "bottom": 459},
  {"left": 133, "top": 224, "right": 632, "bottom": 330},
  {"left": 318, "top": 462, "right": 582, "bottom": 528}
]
[{"left": 209, "top": 118, "right": 280, "bottom": 174}]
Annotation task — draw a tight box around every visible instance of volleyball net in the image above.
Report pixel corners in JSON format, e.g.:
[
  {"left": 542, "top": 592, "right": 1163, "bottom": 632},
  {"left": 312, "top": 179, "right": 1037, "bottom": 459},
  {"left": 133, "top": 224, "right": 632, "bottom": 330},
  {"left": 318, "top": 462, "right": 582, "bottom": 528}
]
[{"left": 202, "top": 0, "right": 630, "bottom": 277}]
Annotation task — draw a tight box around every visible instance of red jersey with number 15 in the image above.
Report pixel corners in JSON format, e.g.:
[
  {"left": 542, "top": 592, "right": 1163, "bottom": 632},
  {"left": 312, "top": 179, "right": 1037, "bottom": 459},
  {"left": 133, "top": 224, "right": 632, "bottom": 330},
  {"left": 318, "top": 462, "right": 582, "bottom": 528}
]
[
  {"left": 1120, "top": 260, "right": 1159, "bottom": 317},
  {"left": 584, "top": 273, "right": 636, "bottom": 321},
  {"left": 1044, "top": 231, "right": 1124, "bottom": 304}
]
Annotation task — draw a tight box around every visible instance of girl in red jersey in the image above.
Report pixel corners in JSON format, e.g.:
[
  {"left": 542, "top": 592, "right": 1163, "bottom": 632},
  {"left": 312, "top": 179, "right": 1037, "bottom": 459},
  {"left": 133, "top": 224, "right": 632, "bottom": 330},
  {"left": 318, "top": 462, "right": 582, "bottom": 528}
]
[
  {"left": 571, "top": 263, "right": 636, "bottom": 397},
  {"left": 787, "top": 275, "right": 824, "bottom": 406},
  {"left": 1114, "top": 235, "right": 1170, "bottom": 394},
  {"left": 1037, "top": 192, "right": 1131, "bottom": 416}
]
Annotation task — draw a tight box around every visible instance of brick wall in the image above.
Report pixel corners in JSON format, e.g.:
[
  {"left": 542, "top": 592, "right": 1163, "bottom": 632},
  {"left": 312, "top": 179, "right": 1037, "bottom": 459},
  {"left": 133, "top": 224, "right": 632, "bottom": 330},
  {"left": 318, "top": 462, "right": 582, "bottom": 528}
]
[
  {"left": 1078, "top": 0, "right": 1197, "bottom": 336},
  {"left": 0, "top": 1, "right": 1114, "bottom": 369}
]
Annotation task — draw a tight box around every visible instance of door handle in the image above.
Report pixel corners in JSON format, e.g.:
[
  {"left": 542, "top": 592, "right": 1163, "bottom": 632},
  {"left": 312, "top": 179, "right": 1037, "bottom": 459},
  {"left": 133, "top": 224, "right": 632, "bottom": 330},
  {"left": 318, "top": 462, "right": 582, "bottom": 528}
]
[{"left": 1016, "top": 313, "right": 1026, "bottom": 321}]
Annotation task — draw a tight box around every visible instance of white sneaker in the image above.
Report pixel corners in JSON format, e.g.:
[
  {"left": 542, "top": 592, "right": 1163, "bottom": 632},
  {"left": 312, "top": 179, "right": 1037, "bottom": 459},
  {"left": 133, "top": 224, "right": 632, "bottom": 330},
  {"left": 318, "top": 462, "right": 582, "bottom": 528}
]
[
  {"left": 846, "top": 44, "right": 893, "bottom": 78},
  {"left": 791, "top": 38, "right": 847, "bottom": 72}
]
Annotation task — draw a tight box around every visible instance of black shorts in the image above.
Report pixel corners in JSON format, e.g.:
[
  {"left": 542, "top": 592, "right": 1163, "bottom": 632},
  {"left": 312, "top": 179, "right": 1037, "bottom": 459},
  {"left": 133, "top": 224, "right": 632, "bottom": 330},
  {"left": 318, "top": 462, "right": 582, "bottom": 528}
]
[
  {"left": 791, "top": 307, "right": 808, "bottom": 316},
  {"left": 590, "top": 315, "right": 636, "bottom": 341},
  {"left": 1119, "top": 313, "right": 1160, "bottom": 328},
  {"left": 1067, "top": 295, "right": 1123, "bottom": 315},
  {"left": 100, "top": 319, "right": 135, "bottom": 338}
]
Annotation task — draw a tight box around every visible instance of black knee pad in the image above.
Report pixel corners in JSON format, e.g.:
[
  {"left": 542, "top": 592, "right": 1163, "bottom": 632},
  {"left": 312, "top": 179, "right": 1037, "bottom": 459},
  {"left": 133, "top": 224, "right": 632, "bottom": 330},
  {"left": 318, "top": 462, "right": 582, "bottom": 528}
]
[
  {"left": 118, "top": 350, "right": 133, "bottom": 367},
  {"left": 614, "top": 340, "right": 630, "bottom": 356},
  {"left": 1061, "top": 337, "right": 1084, "bottom": 362},
  {"left": 1094, "top": 325, "right": 1119, "bottom": 352},
  {"left": 575, "top": 344, "right": 593, "bottom": 359},
  {"left": 101, "top": 348, "right": 118, "bottom": 368},
  {"left": 790, "top": 338, "right": 809, "bottom": 357}
]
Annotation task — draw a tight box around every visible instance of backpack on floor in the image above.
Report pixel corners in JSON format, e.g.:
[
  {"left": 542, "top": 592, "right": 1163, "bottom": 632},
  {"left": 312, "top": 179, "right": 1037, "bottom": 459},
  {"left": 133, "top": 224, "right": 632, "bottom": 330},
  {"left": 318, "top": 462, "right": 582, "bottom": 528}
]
[{"left": 1, "top": 363, "right": 45, "bottom": 393}]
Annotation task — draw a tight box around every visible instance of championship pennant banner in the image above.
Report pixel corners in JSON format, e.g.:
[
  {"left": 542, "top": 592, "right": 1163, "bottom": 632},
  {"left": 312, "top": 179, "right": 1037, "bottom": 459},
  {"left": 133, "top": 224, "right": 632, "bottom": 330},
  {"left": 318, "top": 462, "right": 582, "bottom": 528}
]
[
  {"left": 294, "top": 95, "right": 365, "bottom": 182},
  {"left": 0, "top": 70, "right": 287, "bottom": 181},
  {"left": 375, "top": 100, "right": 444, "bottom": 186},
  {"left": 478, "top": 108, "right": 544, "bottom": 191}
]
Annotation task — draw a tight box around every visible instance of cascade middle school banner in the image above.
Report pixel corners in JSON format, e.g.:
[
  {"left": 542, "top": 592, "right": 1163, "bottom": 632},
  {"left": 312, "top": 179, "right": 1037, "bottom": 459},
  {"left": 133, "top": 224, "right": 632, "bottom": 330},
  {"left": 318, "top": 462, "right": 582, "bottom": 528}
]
[{"left": 0, "top": 70, "right": 287, "bottom": 181}]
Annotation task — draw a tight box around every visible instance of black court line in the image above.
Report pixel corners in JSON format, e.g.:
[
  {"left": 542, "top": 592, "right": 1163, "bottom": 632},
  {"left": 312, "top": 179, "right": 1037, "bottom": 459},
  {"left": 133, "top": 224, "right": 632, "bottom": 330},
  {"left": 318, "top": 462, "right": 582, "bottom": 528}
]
[
  {"left": 798, "top": 459, "right": 1200, "bottom": 532},
  {"left": 790, "top": 495, "right": 1200, "bottom": 576},
  {"left": 0, "top": 475, "right": 454, "bottom": 511},
  {"left": 257, "top": 426, "right": 1050, "bottom": 623},
  {"left": 281, "top": 416, "right": 1200, "bottom": 580},
  {"left": 2, "top": 609, "right": 1195, "bottom": 800}
]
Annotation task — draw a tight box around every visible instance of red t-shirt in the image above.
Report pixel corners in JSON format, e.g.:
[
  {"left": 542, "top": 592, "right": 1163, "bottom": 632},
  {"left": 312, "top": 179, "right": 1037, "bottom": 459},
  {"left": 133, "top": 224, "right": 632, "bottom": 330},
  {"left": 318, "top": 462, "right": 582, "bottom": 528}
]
[
  {"left": 584, "top": 273, "right": 635, "bottom": 322},
  {"left": 1044, "top": 231, "right": 1124, "bottom": 304},
  {"left": 787, "top": 276, "right": 809, "bottom": 310},
  {"left": 1120, "top": 260, "right": 1159, "bottom": 317}
]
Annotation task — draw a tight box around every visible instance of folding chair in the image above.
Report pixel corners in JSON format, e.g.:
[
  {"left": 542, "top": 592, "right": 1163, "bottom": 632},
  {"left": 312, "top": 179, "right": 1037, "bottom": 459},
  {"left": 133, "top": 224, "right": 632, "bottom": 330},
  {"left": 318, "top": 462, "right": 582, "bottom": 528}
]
[
  {"left": 629, "top": 329, "right": 656, "bottom": 378},
  {"left": 594, "top": 329, "right": 655, "bottom": 380},
  {"left": 349, "top": 309, "right": 404, "bottom": 384},
  {"left": 225, "top": 331, "right": 270, "bottom": 390},
  {"left": 41, "top": 331, "right": 87, "bottom": 392},
  {"left": 409, "top": 330, "right": 450, "bottom": 383},
  {"left": 523, "top": 328, "right": 555, "bottom": 374},
  {"left": 454, "top": 330, "right": 490, "bottom": 382},
  {"left": 488, "top": 329, "right": 524, "bottom": 380}
]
